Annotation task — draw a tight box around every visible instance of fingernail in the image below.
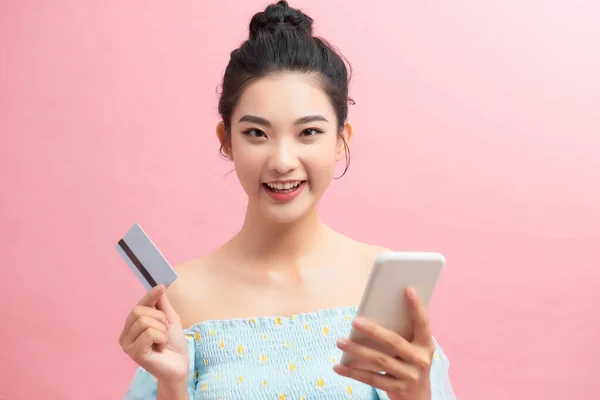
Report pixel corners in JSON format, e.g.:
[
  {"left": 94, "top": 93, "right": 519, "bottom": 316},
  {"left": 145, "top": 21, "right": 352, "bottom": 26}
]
[
  {"left": 407, "top": 288, "right": 416, "bottom": 298},
  {"left": 353, "top": 317, "right": 366, "bottom": 328},
  {"left": 336, "top": 338, "right": 348, "bottom": 347}
]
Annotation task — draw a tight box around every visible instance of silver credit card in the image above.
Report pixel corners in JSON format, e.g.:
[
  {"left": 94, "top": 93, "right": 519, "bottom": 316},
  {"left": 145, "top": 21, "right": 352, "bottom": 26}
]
[{"left": 116, "top": 223, "right": 178, "bottom": 290}]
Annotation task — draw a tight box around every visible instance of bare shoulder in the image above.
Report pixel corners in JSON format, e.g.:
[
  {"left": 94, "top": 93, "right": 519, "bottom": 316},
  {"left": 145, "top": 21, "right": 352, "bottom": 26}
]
[
  {"left": 359, "top": 243, "right": 392, "bottom": 273},
  {"left": 362, "top": 243, "right": 393, "bottom": 259},
  {"left": 164, "top": 253, "right": 219, "bottom": 327},
  {"left": 167, "top": 257, "right": 211, "bottom": 291},
  {"left": 332, "top": 230, "right": 392, "bottom": 270}
]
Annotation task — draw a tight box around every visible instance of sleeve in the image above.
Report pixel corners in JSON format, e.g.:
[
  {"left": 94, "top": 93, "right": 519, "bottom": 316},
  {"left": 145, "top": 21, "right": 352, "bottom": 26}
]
[
  {"left": 375, "top": 337, "right": 457, "bottom": 400},
  {"left": 122, "top": 335, "right": 199, "bottom": 400}
]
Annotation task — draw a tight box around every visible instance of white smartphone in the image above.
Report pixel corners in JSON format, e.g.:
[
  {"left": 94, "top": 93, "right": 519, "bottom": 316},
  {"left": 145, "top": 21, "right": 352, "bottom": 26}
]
[{"left": 340, "top": 251, "right": 446, "bottom": 367}]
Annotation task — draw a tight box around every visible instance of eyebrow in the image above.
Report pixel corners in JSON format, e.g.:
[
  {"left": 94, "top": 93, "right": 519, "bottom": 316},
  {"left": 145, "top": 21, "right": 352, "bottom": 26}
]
[{"left": 238, "top": 115, "right": 329, "bottom": 127}]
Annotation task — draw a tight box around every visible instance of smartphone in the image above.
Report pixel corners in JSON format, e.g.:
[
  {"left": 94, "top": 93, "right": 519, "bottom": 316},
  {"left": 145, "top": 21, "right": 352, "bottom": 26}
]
[{"left": 339, "top": 251, "right": 446, "bottom": 367}]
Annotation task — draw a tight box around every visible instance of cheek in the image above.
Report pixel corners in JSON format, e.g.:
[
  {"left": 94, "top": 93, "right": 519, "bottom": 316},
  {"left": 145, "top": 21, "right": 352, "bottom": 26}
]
[
  {"left": 304, "top": 140, "right": 338, "bottom": 182},
  {"left": 231, "top": 140, "right": 262, "bottom": 189}
]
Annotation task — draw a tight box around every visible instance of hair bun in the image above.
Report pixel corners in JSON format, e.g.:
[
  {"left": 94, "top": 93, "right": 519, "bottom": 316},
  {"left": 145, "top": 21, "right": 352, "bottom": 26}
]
[{"left": 249, "top": 1, "right": 313, "bottom": 40}]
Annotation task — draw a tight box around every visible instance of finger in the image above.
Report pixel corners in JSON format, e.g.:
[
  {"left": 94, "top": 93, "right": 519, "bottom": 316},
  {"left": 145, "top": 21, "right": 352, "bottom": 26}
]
[
  {"left": 333, "top": 364, "right": 408, "bottom": 393},
  {"left": 336, "top": 338, "right": 419, "bottom": 380},
  {"left": 156, "top": 292, "right": 179, "bottom": 324},
  {"left": 127, "top": 328, "right": 168, "bottom": 359},
  {"left": 137, "top": 284, "right": 166, "bottom": 307},
  {"left": 351, "top": 317, "right": 421, "bottom": 366},
  {"left": 122, "top": 305, "right": 168, "bottom": 340},
  {"left": 406, "top": 287, "right": 433, "bottom": 346},
  {"left": 155, "top": 341, "right": 166, "bottom": 353},
  {"left": 123, "top": 315, "right": 168, "bottom": 348}
]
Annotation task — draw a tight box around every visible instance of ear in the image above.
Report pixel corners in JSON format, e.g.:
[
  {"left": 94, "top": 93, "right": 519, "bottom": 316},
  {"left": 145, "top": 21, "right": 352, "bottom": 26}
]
[
  {"left": 336, "top": 121, "right": 353, "bottom": 161},
  {"left": 216, "top": 121, "right": 233, "bottom": 160}
]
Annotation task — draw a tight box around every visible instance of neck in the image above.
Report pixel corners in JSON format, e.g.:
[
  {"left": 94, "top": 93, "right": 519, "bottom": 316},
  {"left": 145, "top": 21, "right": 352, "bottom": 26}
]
[{"left": 232, "top": 201, "right": 328, "bottom": 263}]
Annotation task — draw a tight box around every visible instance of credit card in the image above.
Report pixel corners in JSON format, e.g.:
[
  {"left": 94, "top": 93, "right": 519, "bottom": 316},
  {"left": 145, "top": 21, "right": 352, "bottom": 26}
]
[{"left": 115, "top": 223, "right": 178, "bottom": 290}]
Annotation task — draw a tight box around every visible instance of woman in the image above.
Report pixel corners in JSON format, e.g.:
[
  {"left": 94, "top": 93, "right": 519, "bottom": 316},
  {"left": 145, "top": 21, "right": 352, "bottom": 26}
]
[{"left": 119, "top": 1, "right": 456, "bottom": 399}]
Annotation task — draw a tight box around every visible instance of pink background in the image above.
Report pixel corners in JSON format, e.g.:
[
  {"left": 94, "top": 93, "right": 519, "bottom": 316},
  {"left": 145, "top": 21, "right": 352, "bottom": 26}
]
[{"left": 2, "top": 1, "right": 599, "bottom": 399}]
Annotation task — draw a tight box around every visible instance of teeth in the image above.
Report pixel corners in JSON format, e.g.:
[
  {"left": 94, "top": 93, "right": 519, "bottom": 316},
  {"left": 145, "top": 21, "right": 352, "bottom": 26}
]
[{"left": 266, "top": 181, "right": 302, "bottom": 190}]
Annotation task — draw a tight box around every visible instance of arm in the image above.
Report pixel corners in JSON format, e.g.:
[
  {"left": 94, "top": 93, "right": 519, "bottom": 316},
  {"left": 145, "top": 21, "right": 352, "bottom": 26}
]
[
  {"left": 375, "top": 338, "right": 456, "bottom": 400},
  {"left": 157, "top": 378, "right": 191, "bottom": 400},
  {"left": 122, "top": 335, "right": 198, "bottom": 400},
  {"left": 333, "top": 285, "right": 456, "bottom": 400}
]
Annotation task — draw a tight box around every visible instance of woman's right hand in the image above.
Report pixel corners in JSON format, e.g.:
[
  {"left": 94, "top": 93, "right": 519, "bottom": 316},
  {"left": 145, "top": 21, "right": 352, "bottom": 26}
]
[{"left": 119, "top": 284, "right": 189, "bottom": 384}]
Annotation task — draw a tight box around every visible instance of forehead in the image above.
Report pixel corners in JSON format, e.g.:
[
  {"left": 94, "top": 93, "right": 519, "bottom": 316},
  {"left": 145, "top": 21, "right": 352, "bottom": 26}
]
[{"left": 232, "top": 72, "right": 336, "bottom": 123}]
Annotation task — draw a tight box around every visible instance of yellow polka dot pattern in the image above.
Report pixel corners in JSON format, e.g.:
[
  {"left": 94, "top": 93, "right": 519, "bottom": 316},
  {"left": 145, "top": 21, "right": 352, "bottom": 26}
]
[{"left": 124, "top": 305, "right": 452, "bottom": 399}]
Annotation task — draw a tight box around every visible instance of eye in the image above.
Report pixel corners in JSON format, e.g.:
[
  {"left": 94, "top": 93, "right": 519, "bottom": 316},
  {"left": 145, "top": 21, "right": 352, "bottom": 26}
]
[
  {"left": 300, "top": 128, "right": 323, "bottom": 137},
  {"left": 242, "top": 128, "right": 267, "bottom": 138}
]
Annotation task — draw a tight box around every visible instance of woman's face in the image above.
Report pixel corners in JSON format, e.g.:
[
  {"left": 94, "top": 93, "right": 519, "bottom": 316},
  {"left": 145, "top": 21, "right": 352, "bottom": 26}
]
[{"left": 218, "top": 72, "right": 352, "bottom": 224}]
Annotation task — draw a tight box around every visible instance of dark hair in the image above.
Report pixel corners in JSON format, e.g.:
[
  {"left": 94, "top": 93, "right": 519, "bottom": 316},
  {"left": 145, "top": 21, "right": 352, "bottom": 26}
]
[{"left": 217, "top": 0, "right": 353, "bottom": 177}]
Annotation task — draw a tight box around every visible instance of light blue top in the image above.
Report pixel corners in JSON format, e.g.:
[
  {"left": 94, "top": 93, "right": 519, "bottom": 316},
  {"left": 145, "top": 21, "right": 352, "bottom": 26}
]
[{"left": 124, "top": 305, "right": 456, "bottom": 399}]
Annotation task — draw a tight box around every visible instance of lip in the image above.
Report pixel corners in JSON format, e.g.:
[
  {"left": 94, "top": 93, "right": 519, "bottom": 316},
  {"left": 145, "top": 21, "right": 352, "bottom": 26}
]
[
  {"left": 263, "top": 179, "right": 305, "bottom": 184},
  {"left": 263, "top": 180, "right": 306, "bottom": 202}
]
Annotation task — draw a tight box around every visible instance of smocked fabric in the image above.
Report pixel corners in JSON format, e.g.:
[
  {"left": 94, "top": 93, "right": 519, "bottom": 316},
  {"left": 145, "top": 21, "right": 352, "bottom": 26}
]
[{"left": 124, "top": 305, "right": 456, "bottom": 400}]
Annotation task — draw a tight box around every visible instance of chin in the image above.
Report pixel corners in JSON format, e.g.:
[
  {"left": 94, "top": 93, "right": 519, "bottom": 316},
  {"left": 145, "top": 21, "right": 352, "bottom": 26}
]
[
  {"left": 259, "top": 187, "right": 319, "bottom": 224},
  {"left": 245, "top": 181, "right": 323, "bottom": 225},
  {"left": 259, "top": 202, "right": 314, "bottom": 225}
]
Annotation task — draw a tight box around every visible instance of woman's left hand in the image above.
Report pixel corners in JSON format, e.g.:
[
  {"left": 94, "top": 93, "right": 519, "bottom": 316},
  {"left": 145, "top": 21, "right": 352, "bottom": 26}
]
[{"left": 333, "top": 287, "right": 434, "bottom": 400}]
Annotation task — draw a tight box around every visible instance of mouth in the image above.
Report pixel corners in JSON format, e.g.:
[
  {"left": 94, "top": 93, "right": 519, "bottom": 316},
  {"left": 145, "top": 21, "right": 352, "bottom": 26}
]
[{"left": 263, "top": 180, "right": 306, "bottom": 194}]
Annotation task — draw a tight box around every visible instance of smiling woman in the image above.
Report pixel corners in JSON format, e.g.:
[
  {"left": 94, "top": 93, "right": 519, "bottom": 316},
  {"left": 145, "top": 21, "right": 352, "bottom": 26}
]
[
  {"left": 118, "top": 1, "right": 456, "bottom": 399},
  {"left": 218, "top": 72, "right": 351, "bottom": 224}
]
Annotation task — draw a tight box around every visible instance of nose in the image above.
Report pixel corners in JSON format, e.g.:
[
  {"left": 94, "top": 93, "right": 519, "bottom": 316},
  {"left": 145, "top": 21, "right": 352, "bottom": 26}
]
[{"left": 267, "top": 141, "right": 298, "bottom": 174}]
